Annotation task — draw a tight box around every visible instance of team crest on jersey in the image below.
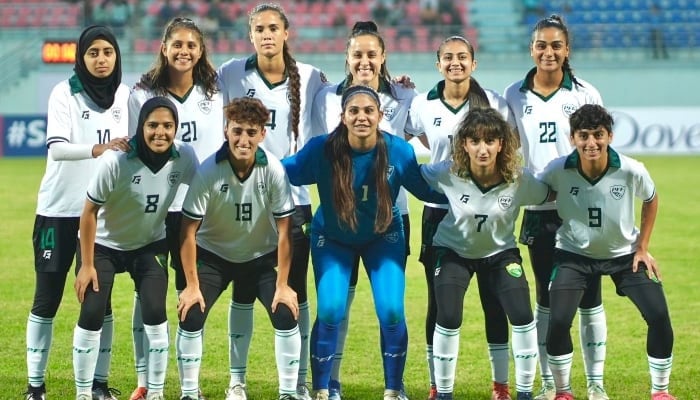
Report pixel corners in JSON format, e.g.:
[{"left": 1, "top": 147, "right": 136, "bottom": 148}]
[
  {"left": 111, "top": 108, "right": 122, "bottom": 123},
  {"left": 168, "top": 171, "right": 181, "bottom": 186},
  {"left": 257, "top": 181, "right": 267, "bottom": 194},
  {"left": 383, "top": 231, "right": 400, "bottom": 243},
  {"left": 505, "top": 263, "right": 523, "bottom": 278},
  {"left": 383, "top": 107, "right": 396, "bottom": 121},
  {"left": 610, "top": 184, "right": 626, "bottom": 200},
  {"left": 198, "top": 99, "right": 212, "bottom": 114},
  {"left": 562, "top": 103, "right": 577, "bottom": 117},
  {"left": 498, "top": 195, "right": 513, "bottom": 210}
]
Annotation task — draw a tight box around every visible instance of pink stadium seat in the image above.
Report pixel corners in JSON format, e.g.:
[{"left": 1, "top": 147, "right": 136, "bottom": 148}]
[{"left": 133, "top": 38, "right": 149, "bottom": 53}]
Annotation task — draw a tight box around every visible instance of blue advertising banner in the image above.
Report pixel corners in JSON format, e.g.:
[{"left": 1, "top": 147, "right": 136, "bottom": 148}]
[{"left": 1, "top": 115, "right": 48, "bottom": 157}]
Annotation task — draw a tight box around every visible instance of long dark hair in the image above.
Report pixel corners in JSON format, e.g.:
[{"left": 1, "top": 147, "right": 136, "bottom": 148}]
[
  {"left": 436, "top": 35, "right": 490, "bottom": 109},
  {"left": 344, "top": 21, "right": 395, "bottom": 99},
  {"left": 531, "top": 14, "right": 582, "bottom": 87},
  {"left": 249, "top": 3, "right": 301, "bottom": 142},
  {"left": 138, "top": 17, "right": 219, "bottom": 99},
  {"left": 325, "top": 85, "right": 392, "bottom": 233}
]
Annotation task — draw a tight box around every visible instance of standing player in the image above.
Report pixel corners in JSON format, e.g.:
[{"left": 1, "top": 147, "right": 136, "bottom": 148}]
[
  {"left": 216, "top": 3, "right": 330, "bottom": 399},
  {"left": 421, "top": 107, "right": 546, "bottom": 400},
  {"left": 405, "top": 35, "right": 517, "bottom": 400},
  {"left": 25, "top": 25, "right": 129, "bottom": 400},
  {"left": 540, "top": 104, "right": 675, "bottom": 400},
  {"left": 310, "top": 21, "right": 417, "bottom": 400},
  {"left": 127, "top": 16, "right": 223, "bottom": 400},
  {"left": 282, "top": 85, "right": 446, "bottom": 400},
  {"left": 73, "top": 97, "right": 197, "bottom": 400},
  {"left": 175, "top": 97, "right": 300, "bottom": 400},
  {"left": 503, "top": 15, "right": 608, "bottom": 400}
]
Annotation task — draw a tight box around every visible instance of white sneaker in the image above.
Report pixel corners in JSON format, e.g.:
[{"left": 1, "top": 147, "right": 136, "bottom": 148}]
[
  {"left": 77, "top": 395, "right": 92, "bottom": 400},
  {"left": 146, "top": 392, "right": 164, "bottom": 400},
  {"left": 314, "top": 390, "right": 329, "bottom": 400},
  {"left": 384, "top": 389, "right": 402, "bottom": 400},
  {"left": 297, "top": 383, "right": 312, "bottom": 400},
  {"left": 533, "top": 383, "right": 555, "bottom": 400},
  {"left": 225, "top": 384, "right": 248, "bottom": 400},
  {"left": 587, "top": 383, "right": 610, "bottom": 400}
]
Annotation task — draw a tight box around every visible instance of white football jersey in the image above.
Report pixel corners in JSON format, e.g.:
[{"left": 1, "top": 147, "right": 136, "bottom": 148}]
[
  {"left": 406, "top": 81, "right": 516, "bottom": 208},
  {"left": 36, "top": 80, "right": 130, "bottom": 217},
  {"left": 86, "top": 141, "right": 198, "bottom": 250},
  {"left": 128, "top": 85, "right": 224, "bottom": 211},
  {"left": 504, "top": 69, "right": 602, "bottom": 210},
  {"left": 217, "top": 56, "right": 330, "bottom": 206},
  {"left": 540, "top": 148, "right": 655, "bottom": 259},
  {"left": 182, "top": 147, "right": 296, "bottom": 263},
  {"left": 311, "top": 79, "right": 417, "bottom": 214},
  {"left": 422, "top": 160, "right": 549, "bottom": 259}
]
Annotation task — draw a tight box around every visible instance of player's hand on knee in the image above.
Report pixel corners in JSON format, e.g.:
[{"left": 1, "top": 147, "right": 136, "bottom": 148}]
[
  {"left": 74, "top": 265, "right": 99, "bottom": 303},
  {"left": 177, "top": 286, "right": 205, "bottom": 321},
  {"left": 272, "top": 284, "right": 299, "bottom": 320}
]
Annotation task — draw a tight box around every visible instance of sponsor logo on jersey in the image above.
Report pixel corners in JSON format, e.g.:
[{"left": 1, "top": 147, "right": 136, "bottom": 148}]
[
  {"left": 610, "top": 184, "right": 626, "bottom": 200},
  {"left": 523, "top": 105, "right": 533, "bottom": 115},
  {"left": 570, "top": 187, "right": 579, "bottom": 195},
  {"left": 111, "top": 107, "right": 122, "bottom": 123},
  {"left": 505, "top": 263, "right": 523, "bottom": 278},
  {"left": 132, "top": 175, "right": 142, "bottom": 184},
  {"left": 498, "top": 195, "right": 513, "bottom": 210},
  {"left": 246, "top": 88, "right": 256, "bottom": 97},
  {"left": 168, "top": 171, "right": 181, "bottom": 186},
  {"left": 433, "top": 117, "right": 442, "bottom": 126},
  {"left": 316, "top": 235, "right": 325, "bottom": 247},
  {"left": 81, "top": 110, "right": 90, "bottom": 120},
  {"left": 459, "top": 194, "right": 470, "bottom": 204},
  {"left": 42, "top": 250, "right": 52, "bottom": 259},
  {"left": 562, "top": 103, "right": 577, "bottom": 117},
  {"left": 383, "top": 231, "right": 400, "bottom": 243},
  {"left": 220, "top": 183, "right": 229, "bottom": 193},
  {"left": 198, "top": 100, "right": 212, "bottom": 114}
]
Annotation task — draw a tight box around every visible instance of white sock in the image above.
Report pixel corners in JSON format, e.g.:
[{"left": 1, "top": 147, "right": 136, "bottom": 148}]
[
  {"left": 132, "top": 293, "right": 147, "bottom": 388},
  {"left": 535, "top": 304, "right": 553, "bottom": 385},
  {"left": 177, "top": 327, "right": 202, "bottom": 398},
  {"left": 579, "top": 305, "right": 607, "bottom": 387},
  {"left": 276, "top": 326, "right": 301, "bottom": 395},
  {"left": 426, "top": 344, "right": 435, "bottom": 387},
  {"left": 26, "top": 313, "right": 53, "bottom": 388},
  {"left": 649, "top": 355, "right": 673, "bottom": 394},
  {"left": 144, "top": 321, "right": 168, "bottom": 393},
  {"left": 548, "top": 352, "right": 573, "bottom": 394},
  {"left": 73, "top": 325, "right": 100, "bottom": 395},
  {"left": 512, "top": 321, "right": 538, "bottom": 393},
  {"left": 331, "top": 286, "right": 355, "bottom": 383},
  {"left": 94, "top": 313, "right": 114, "bottom": 384},
  {"left": 229, "top": 301, "right": 254, "bottom": 386},
  {"left": 297, "top": 301, "right": 310, "bottom": 386},
  {"left": 488, "top": 342, "right": 510, "bottom": 384},
  {"left": 433, "top": 324, "right": 460, "bottom": 394}
]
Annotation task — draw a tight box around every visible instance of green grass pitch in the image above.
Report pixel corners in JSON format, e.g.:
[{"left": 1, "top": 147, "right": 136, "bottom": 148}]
[{"left": 0, "top": 155, "right": 697, "bottom": 399}]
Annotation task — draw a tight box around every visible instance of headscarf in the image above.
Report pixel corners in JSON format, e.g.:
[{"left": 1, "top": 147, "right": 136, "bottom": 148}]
[
  {"left": 134, "top": 96, "right": 179, "bottom": 173},
  {"left": 72, "top": 25, "right": 122, "bottom": 109}
]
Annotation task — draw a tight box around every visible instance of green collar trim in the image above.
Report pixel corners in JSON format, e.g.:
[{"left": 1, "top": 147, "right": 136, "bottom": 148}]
[
  {"left": 335, "top": 78, "right": 392, "bottom": 96},
  {"left": 245, "top": 54, "right": 287, "bottom": 89},
  {"left": 427, "top": 80, "right": 468, "bottom": 114},
  {"left": 167, "top": 85, "right": 195, "bottom": 104},
  {"left": 69, "top": 74, "right": 84, "bottom": 94},
  {"left": 519, "top": 67, "right": 574, "bottom": 101},
  {"left": 564, "top": 147, "right": 620, "bottom": 185}
]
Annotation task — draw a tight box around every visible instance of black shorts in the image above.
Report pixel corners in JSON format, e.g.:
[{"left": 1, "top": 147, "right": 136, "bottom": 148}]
[
  {"left": 32, "top": 215, "right": 79, "bottom": 273},
  {"left": 551, "top": 249, "right": 663, "bottom": 296},
  {"left": 433, "top": 247, "right": 529, "bottom": 294},
  {"left": 419, "top": 205, "right": 448, "bottom": 265},
  {"left": 518, "top": 209, "right": 561, "bottom": 246}
]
